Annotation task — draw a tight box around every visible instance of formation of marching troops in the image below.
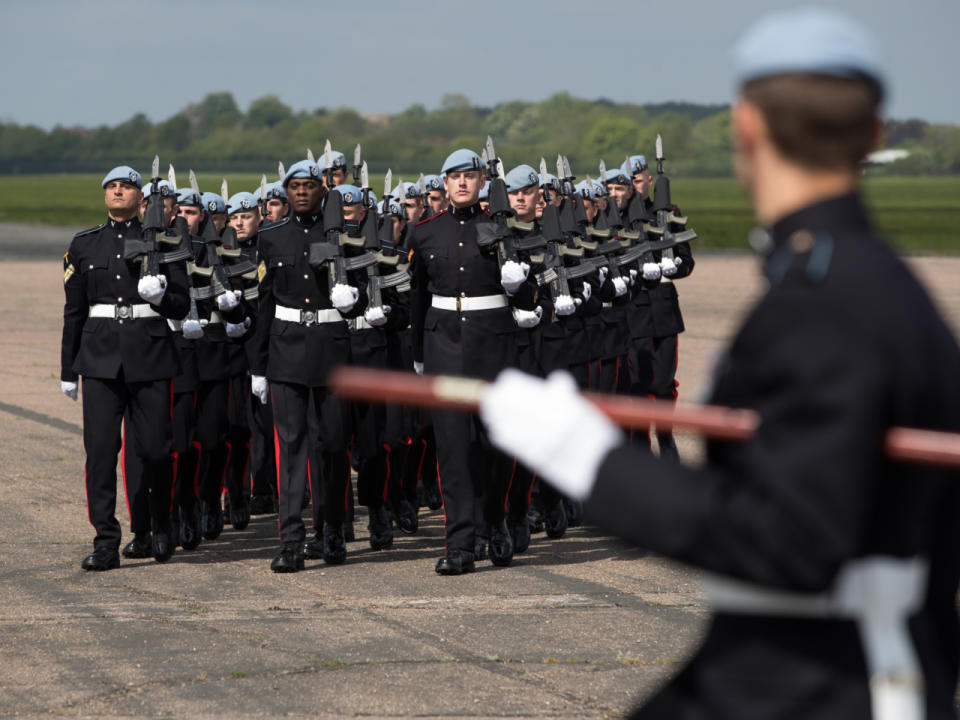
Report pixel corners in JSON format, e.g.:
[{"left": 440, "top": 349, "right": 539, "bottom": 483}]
[{"left": 60, "top": 138, "right": 696, "bottom": 575}]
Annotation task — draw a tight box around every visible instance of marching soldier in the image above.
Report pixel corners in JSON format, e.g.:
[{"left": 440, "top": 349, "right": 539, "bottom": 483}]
[
  {"left": 421, "top": 174, "right": 448, "bottom": 218},
  {"left": 249, "top": 159, "right": 367, "bottom": 572},
  {"left": 61, "top": 165, "right": 190, "bottom": 569},
  {"left": 481, "top": 8, "right": 960, "bottom": 718},
  {"left": 408, "top": 149, "right": 539, "bottom": 574}
]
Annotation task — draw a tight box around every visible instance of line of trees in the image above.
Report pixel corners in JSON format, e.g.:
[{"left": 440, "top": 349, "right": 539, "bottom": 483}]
[{"left": 1, "top": 92, "right": 956, "bottom": 176}]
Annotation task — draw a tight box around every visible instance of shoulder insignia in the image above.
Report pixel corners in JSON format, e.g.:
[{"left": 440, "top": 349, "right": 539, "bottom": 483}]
[
  {"left": 257, "top": 260, "right": 267, "bottom": 284},
  {"left": 407, "top": 247, "right": 415, "bottom": 262},
  {"left": 63, "top": 263, "right": 75, "bottom": 284},
  {"left": 415, "top": 209, "right": 447, "bottom": 227},
  {"left": 73, "top": 223, "right": 106, "bottom": 239}
]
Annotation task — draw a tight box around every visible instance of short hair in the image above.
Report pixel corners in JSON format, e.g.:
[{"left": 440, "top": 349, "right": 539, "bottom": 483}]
[{"left": 742, "top": 73, "right": 880, "bottom": 171}]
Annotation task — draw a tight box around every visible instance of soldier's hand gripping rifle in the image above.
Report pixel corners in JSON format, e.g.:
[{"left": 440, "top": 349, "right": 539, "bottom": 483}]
[
  {"left": 475, "top": 136, "right": 547, "bottom": 263},
  {"left": 123, "top": 156, "right": 191, "bottom": 278}
]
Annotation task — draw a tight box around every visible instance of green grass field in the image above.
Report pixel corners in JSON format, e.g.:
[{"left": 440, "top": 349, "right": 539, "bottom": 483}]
[{"left": 0, "top": 174, "right": 958, "bottom": 254}]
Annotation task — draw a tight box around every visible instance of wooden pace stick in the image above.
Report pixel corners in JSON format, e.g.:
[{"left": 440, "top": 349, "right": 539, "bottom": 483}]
[{"left": 329, "top": 366, "right": 960, "bottom": 469}]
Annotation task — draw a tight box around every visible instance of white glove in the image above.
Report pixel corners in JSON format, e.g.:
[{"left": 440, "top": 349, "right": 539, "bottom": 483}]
[
  {"left": 597, "top": 266, "right": 608, "bottom": 284},
  {"left": 364, "top": 305, "right": 390, "bottom": 327},
  {"left": 660, "top": 257, "right": 678, "bottom": 277},
  {"left": 251, "top": 375, "right": 269, "bottom": 405},
  {"left": 61, "top": 380, "right": 78, "bottom": 401},
  {"left": 413, "top": 361, "right": 424, "bottom": 375},
  {"left": 330, "top": 283, "right": 360, "bottom": 311},
  {"left": 137, "top": 274, "right": 167, "bottom": 304},
  {"left": 216, "top": 290, "right": 240, "bottom": 311},
  {"left": 512, "top": 306, "right": 542, "bottom": 329},
  {"left": 580, "top": 281, "right": 592, "bottom": 303},
  {"left": 642, "top": 262, "right": 661, "bottom": 281},
  {"left": 480, "top": 369, "right": 623, "bottom": 501},
  {"left": 612, "top": 276, "right": 628, "bottom": 297},
  {"left": 226, "top": 317, "right": 251, "bottom": 338},
  {"left": 500, "top": 260, "right": 530, "bottom": 294},
  {"left": 181, "top": 319, "right": 204, "bottom": 339},
  {"left": 628, "top": 269, "right": 638, "bottom": 287},
  {"left": 554, "top": 294, "right": 578, "bottom": 316}
]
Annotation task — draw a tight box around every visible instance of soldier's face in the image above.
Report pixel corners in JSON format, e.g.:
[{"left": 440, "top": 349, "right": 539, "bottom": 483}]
[
  {"left": 443, "top": 170, "right": 484, "bottom": 208},
  {"left": 342, "top": 204, "right": 364, "bottom": 223},
  {"left": 287, "top": 178, "right": 323, "bottom": 214},
  {"left": 403, "top": 198, "right": 422, "bottom": 223},
  {"left": 104, "top": 181, "right": 142, "bottom": 217},
  {"left": 230, "top": 210, "right": 261, "bottom": 241},
  {"left": 177, "top": 205, "right": 204, "bottom": 234},
  {"left": 426, "top": 190, "right": 447, "bottom": 215},
  {"left": 608, "top": 183, "right": 634, "bottom": 210},
  {"left": 632, "top": 169, "right": 653, "bottom": 196},
  {"left": 581, "top": 197, "right": 597, "bottom": 223},
  {"left": 509, "top": 185, "right": 538, "bottom": 223},
  {"left": 392, "top": 216, "right": 405, "bottom": 246},
  {"left": 211, "top": 213, "right": 227, "bottom": 232},
  {"left": 535, "top": 189, "right": 546, "bottom": 219},
  {"left": 163, "top": 198, "right": 178, "bottom": 227},
  {"left": 265, "top": 198, "right": 288, "bottom": 222}
]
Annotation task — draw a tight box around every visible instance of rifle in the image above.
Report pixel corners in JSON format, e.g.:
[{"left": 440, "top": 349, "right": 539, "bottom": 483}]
[
  {"left": 649, "top": 134, "right": 698, "bottom": 249},
  {"left": 123, "top": 156, "right": 191, "bottom": 277},
  {"left": 357, "top": 159, "right": 380, "bottom": 250},
  {"left": 352, "top": 144, "right": 362, "bottom": 186},
  {"left": 474, "top": 136, "right": 546, "bottom": 262},
  {"left": 377, "top": 169, "right": 396, "bottom": 251}
]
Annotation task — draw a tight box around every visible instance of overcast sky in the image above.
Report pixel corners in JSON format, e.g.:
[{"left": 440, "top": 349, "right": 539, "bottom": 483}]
[{"left": 3, "top": 0, "right": 957, "bottom": 129}]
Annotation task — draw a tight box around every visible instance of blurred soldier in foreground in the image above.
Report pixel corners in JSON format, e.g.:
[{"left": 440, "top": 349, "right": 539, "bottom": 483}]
[{"left": 480, "top": 8, "right": 960, "bottom": 719}]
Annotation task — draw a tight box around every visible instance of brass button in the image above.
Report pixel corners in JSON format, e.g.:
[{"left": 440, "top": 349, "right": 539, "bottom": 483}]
[
  {"left": 118, "top": 297, "right": 123, "bottom": 302},
  {"left": 458, "top": 242, "right": 463, "bottom": 247},
  {"left": 304, "top": 229, "right": 309, "bottom": 234},
  {"left": 460, "top": 292, "right": 466, "bottom": 298},
  {"left": 459, "top": 266, "right": 464, "bottom": 272},
  {"left": 460, "top": 316, "right": 466, "bottom": 322},
  {"left": 116, "top": 274, "right": 121, "bottom": 280},
  {"left": 304, "top": 274, "right": 309, "bottom": 279},
  {"left": 116, "top": 254, "right": 121, "bottom": 259},
  {"left": 278, "top": 262, "right": 283, "bottom": 267},
  {"left": 88, "top": 264, "right": 94, "bottom": 269},
  {"left": 303, "top": 251, "right": 308, "bottom": 256},
  {"left": 118, "top": 319, "right": 124, "bottom": 325},
  {"left": 305, "top": 298, "right": 311, "bottom": 304}
]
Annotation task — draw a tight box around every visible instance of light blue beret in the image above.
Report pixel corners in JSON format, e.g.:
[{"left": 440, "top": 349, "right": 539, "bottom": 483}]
[
  {"left": 142, "top": 180, "right": 177, "bottom": 199},
  {"left": 622, "top": 155, "right": 648, "bottom": 176},
  {"left": 227, "top": 192, "right": 259, "bottom": 215},
  {"left": 478, "top": 181, "right": 490, "bottom": 201},
  {"left": 441, "top": 148, "right": 485, "bottom": 176},
  {"left": 604, "top": 168, "right": 631, "bottom": 186},
  {"left": 101, "top": 165, "right": 142, "bottom": 189},
  {"left": 254, "top": 181, "right": 287, "bottom": 202},
  {"left": 423, "top": 174, "right": 444, "bottom": 192},
  {"left": 282, "top": 159, "right": 322, "bottom": 187},
  {"left": 318, "top": 151, "right": 347, "bottom": 171},
  {"left": 734, "top": 7, "right": 886, "bottom": 98},
  {"left": 334, "top": 184, "right": 363, "bottom": 205},
  {"left": 201, "top": 192, "right": 226, "bottom": 214},
  {"left": 591, "top": 179, "right": 607, "bottom": 197},
  {"left": 378, "top": 199, "right": 404, "bottom": 217},
  {"left": 177, "top": 187, "right": 202, "bottom": 207},
  {"left": 366, "top": 190, "right": 379, "bottom": 207},
  {"left": 574, "top": 180, "right": 596, "bottom": 201},
  {"left": 505, "top": 164, "right": 540, "bottom": 192},
  {"left": 539, "top": 173, "right": 560, "bottom": 191},
  {"left": 393, "top": 182, "right": 419, "bottom": 200}
]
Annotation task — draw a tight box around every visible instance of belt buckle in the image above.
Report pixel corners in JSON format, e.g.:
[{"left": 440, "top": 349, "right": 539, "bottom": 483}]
[
  {"left": 115, "top": 304, "right": 132, "bottom": 320},
  {"left": 301, "top": 309, "right": 316, "bottom": 326},
  {"left": 456, "top": 296, "right": 462, "bottom": 312}
]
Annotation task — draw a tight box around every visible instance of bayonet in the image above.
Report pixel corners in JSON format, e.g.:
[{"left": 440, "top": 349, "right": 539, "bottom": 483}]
[
  {"left": 360, "top": 162, "right": 370, "bottom": 192},
  {"left": 307, "top": 147, "right": 315, "bottom": 164},
  {"left": 599, "top": 159, "right": 607, "bottom": 182},
  {"left": 278, "top": 161, "right": 286, "bottom": 180},
  {"left": 353, "top": 144, "right": 362, "bottom": 185},
  {"left": 151, "top": 155, "right": 160, "bottom": 185},
  {"left": 168, "top": 164, "right": 177, "bottom": 191},
  {"left": 189, "top": 170, "right": 201, "bottom": 199},
  {"left": 417, "top": 173, "right": 425, "bottom": 198},
  {"left": 323, "top": 139, "right": 334, "bottom": 187},
  {"left": 539, "top": 157, "right": 551, "bottom": 202},
  {"left": 656, "top": 134, "right": 664, "bottom": 175},
  {"left": 221, "top": 178, "right": 229, "bottom": 201},
  {"left": 383, "top": 169, "right": 393, "bottom": 201},
  {"left": 484, "top": 136, "right": 497, "bottom": 176},
  {"left": 260, "top": 174, "right": 269, "bottom": 213}
]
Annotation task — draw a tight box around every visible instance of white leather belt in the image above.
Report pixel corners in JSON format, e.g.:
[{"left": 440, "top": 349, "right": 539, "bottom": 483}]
[
  {"left": 275, "top": 305, "right": 342, "bottom": 325},
  {"left": 704, "top": 556, "right": 929, "bottom": 720},
  {"left": 89, "top": 303, "right": 160, "bottom": 320},
  {"left": 432, "top": 294, "right": 508, "bottom": 312}
]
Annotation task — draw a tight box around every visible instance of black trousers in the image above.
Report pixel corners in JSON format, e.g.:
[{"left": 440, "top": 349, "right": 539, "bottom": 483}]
[
  {"left": 649, "top": 335, "right": 679, "bottom": 401},
  {"left": 225, "top": 373, "right": 251, "bottom": 504},
  {"left": 271, "top": 381, "right": 349, "bottom": 545},
  {"left": 82, "top": 376, "right": 174, "bottom": 551},
  {"left": 195, "top": 379, "right": 230, "bottom": 507},
  {"left": 432, "top": 408, "right": 512, "bottom": 555},
  {"left": 123, "top": 388, "right": 197, "bottom": 534},
  {"left": 247, "top": 381, "right": 276, "bottom": 499}
]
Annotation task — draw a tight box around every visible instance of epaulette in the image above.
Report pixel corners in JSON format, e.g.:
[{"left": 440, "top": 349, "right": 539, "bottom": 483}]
[
  {"left": 73, "top": 223, "right": 106, "bottom": 240},
  {"left": 415, "top": 209, "right": 447, "bottom": 227},
  {"left": 259, "top": 217, "right": 290, "bottom": 233}
]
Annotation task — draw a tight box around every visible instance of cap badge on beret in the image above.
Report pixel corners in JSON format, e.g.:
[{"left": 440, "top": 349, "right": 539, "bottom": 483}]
[
  {"left": 241, "top": 199, "right": 251, "bottom": 209},
  {"left": 344, "top": 191, "right": 354, "bottom": 203},
  {"left": 310, "top": 165, "right": 319, "bottom": 177},
  {"left": 128, "top": 171, "right": 138, "bottom": 183},
  {"left": 208, "top": 201, "right": 217, "bottom": 212}
]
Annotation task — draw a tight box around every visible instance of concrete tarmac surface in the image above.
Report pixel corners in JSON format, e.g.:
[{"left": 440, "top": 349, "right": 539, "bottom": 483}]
[{"left": 1, "top": 225, "right": 958, "bottom": 718}]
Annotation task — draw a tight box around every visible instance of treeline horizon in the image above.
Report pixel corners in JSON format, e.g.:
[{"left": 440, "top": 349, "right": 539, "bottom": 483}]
[{"left": 1, "top": 91, "right": 958, "bottom": 177}]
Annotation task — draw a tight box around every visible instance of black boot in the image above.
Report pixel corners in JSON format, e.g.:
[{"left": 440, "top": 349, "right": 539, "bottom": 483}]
[
  {"left": 488, "top": 520, "right": 514, "bottom": 567},
  {"left": 544, "top": 499, "right": 568, "bottom": 539},
  {"left": 509, "top": 516, "right": 531, "bottom": 554},
  {"left": 367, "top": 504, "right": 394, "bottom": 551},
  {"left": 180, "top": 506, "right": 202, "bottom": 550},
  {"left": 322, "top": 524, "right": 347, "bottom": 565},
  {"left": 201, "top": 500, "right": 224, "bottom": 540},
  {"left": 392, "top": 498, "right": 419, "bottom": 535},
  {"left": 121, "top": 533, "right": 152, "bottom": 559},
  {"left": 656, "top": 431, "right": 680, "bottom": 462},
  {"left": 271, "top": 542, "right": 304, "bottom": 573}
]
